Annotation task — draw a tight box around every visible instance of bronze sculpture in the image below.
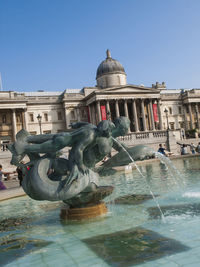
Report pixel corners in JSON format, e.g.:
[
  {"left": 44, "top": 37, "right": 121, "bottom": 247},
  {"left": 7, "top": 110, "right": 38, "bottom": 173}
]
[{"left": 8, "top": 117, "right": 130, "bottom": 207}]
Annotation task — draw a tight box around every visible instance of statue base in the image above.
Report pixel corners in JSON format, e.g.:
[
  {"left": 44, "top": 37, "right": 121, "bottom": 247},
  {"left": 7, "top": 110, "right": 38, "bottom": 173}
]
[{"left": 60, "top": 202, "right": 107, "bottom": 220}]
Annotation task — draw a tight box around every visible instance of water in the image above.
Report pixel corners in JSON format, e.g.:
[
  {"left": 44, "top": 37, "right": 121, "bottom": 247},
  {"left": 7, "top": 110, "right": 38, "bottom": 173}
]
[
  {"left": 155, "top": 152, "right": 186, "bottom": 188},
  {"left": 1, "top": 157, "right": 200, "bottom": 266},
  {"left": 112, "top": 137, "right": 165, "bottom": 220}
]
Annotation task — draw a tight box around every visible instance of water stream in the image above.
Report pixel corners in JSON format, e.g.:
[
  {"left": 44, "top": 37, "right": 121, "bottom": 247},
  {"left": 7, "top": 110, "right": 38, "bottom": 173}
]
[
  {"left": 155, "top": 152, "right": 186, "bottom": 188},
  {"left": 112, "top": 137, "right": 165, "bottom": 221}
]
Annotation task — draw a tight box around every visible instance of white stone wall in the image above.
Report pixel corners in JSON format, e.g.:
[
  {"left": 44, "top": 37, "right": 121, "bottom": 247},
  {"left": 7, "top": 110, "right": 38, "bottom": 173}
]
[
  {"left": 97, "top": 73, "right": 127, "bottom": 88},
  {"left": 27, "top": 104, "right": 65, "bottom": 134},
  {"left": 161, "top": 100, "right": 184, "bottom": 130}
]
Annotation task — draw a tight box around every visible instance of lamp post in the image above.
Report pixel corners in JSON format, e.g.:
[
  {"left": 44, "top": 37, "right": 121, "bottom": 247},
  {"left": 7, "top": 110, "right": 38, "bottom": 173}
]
[
  {"left": 164, "top": 108, "right": 170, "bottom": 151},
  {"left": 37, "top": 114, "right": 42, "bottom": 134},
  {"left": 164, "top": 108, "right": 169, "bottom": 130}
]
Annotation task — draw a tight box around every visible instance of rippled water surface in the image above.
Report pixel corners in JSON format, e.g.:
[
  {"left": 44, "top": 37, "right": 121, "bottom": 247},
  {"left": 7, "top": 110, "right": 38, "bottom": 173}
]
[{"left": 1, "top": 156, "right": 200, "bottom": 267}]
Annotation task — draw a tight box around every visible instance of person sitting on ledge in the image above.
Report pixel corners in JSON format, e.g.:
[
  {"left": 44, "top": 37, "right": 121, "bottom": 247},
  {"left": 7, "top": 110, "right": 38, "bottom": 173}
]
[{"left": 157, "top": 144, "right": 166, "bottom": 156}]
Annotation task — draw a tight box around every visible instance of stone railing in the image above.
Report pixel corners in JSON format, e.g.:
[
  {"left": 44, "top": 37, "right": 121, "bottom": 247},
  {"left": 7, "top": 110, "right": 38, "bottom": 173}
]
[{"left": 118, "top": 130, "right": 179, "bottom": 147}]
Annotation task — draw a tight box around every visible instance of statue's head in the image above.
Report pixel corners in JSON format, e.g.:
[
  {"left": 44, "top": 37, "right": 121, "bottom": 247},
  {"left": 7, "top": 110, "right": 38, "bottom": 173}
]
[
  {"left": 112, "top": 117, "right": 130, "bottom": 137},
  {"left": 97, "top": 120, "right": 115, "bottom": 137}
]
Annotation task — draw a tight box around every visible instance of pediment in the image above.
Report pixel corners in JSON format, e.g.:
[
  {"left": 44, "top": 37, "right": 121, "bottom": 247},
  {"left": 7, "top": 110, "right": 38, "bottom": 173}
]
[{"left": 99, "top": 85, "right": 160, "bottom": 94}]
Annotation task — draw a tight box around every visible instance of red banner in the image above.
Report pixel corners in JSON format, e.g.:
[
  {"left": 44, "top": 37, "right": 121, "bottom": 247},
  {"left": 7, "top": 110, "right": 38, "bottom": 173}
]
[
  {"left": 101, "top": 105, "right": 107, "bottom": 120},
  {"left": 87, "top": 107, "right": 90, "bottom": 122},
  {"left": 153, "top": 104, "right": 159, "bottom": 122}
]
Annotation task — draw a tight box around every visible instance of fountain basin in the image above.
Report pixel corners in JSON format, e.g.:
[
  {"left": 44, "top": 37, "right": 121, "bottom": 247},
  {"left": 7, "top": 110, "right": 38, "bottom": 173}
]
[{"left": 2, "top": 156, "right": 200, "bottom": 266}]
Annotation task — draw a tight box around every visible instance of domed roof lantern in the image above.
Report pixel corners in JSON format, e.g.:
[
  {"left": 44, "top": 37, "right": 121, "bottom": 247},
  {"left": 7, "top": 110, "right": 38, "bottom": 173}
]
[
  {"left": 96, "top": 50, "right": 126, "bottom": 80},
  {"left": 106, "top": 49, "right": 111, "bottom": 59}
]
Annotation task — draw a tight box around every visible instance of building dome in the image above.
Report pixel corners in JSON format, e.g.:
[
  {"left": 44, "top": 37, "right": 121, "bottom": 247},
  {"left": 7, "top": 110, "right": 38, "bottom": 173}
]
[
  {"left": 96, "top": 50, "right": 125, "bottom": 79},
  {"left": 96, "top": 50, "right": 127, "bottom": 89}
]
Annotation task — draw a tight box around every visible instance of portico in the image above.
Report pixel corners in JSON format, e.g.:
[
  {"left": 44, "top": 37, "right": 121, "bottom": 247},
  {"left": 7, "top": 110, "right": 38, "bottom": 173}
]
[{"left": 86, "top": 86, "right": 163, "bottom": 133}]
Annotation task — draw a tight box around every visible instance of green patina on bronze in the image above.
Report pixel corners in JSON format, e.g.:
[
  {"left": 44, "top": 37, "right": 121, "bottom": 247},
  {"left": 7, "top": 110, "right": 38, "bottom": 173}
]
[{"left": 8, "top": 117, "right": 145, "bottom": 207}]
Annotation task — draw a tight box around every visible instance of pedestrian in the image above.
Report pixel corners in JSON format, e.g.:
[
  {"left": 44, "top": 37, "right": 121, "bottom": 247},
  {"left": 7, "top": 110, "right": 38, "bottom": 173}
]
[
  {"left": 181, "top": 129, "right": 185, "bottom": 140},
  {"left": 16, "top": 165, "right": 24, "bottom": 186},
  {"left": 196, "top": 142, "right": 200, "bottom": 153},
  {"left": 190, "top": 143, "right": 196, "bottom": 154},
  {"left": 158, "top": 144, "right": 166, "bottom": 155},
  {"left": 181, "top": 144, "right": 188, "bottom": 155},
  {"left": 0, "top": 164, "right": 7, "bottom": 190}
]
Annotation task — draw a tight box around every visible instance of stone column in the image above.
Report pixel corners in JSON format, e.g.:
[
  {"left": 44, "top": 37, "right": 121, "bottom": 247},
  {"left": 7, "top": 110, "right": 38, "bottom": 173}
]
[
  {"left": 157, "top": 99, "right": 163, "bottom": 130},
  {"left": 106, "top": 100, "right": 111, "bottom": 120},
  {"left": 183, "top": 104, "right": 189, "bottom": 130},
  {"left": 88, "top": 105, "right": 93, "bottom": 124},
  {"left": 76, "top": 108, "right": 81, "bottom": 121},
  {"left": 195, "top": 104, "right": 200, "bottom": 129},
  {"left": 124, "top": 99, "right": 129, "bottom": 118},
  {"left": 106, "top": 100, "right": 110, "bottom": 113},
  {"left": 149, "top": 100, "right": 155, "bottom": 130},
  {"left": 141, "top": 99, "right": 147, "bottom": 131},
  {"left": 115, "top": 99, "right": 120, "bottom": 117},
  {"left": 96, "top": 100, "right": 101, "bottom": 123},
  {"left": 12, "top": 109, "right": 17, "bottom": 141},
  {"left": 23, "top": 108, "right": 28, "bottom": 130},
  {"left": 188, "top": 103, "right": 193, "bottom": 129},
  {"left": 132, "top": 99, "right": 139, "bottom": 132},
  {"left": 64, "top": 107, "right": 70, "bottom": 129},
  {"left": 92, "top": 104, "right": 97, "bottom": 124},
  {"left": 123, "top": 99, "right": 130, "bottom": 132}
]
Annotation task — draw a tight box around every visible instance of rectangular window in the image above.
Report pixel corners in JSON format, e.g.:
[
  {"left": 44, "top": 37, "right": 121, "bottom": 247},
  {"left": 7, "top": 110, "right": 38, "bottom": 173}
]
[
  {"left": 170, "top": 122, "right": 175, "bottom": 130},
  {"left": 16, "top": 114, "right": 22, "bottom": 123},
  {"left": 30, "top": 131, "right": 37, "bottom": 135},
  {"left": 81, "top": 109, "right": 87, "bottom": 119},
  {"left": 169, "top": 107, "right": 172, "bottom": 115},
  {"left": 44, "top": 113, "right": 48, "bottom": 122},
  {"left": 70, "top": 110, "right": 75, "bottom": 120},
  {"left": 57, "top": 111, "right": 62, "bottom": 120},
  {"left": 178, "top": 107, "right": 182, "bottom": 115},
  {"left": 29, "top": 113, "right": 34, "bottom": 122},
  {"left": 43, "top": 130, "right": 51, "bottom": 134},
  {"left": 2, "top": 114, "right": 6, "bottom": 123}
]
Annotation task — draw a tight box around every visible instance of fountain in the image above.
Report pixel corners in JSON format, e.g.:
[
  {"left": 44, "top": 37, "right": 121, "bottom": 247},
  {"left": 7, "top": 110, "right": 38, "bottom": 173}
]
[
  {"left": 7, "top": 117, "right": 132, "bottom": 220},
  {"left": 2, "top": 117, "right": 200, "bottom": 266}
]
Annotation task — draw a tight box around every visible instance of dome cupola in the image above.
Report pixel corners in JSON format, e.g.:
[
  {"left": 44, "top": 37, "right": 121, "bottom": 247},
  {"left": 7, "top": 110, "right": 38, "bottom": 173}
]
[{"left": 96, "top": 50, "right": 127, "bottom": 89}]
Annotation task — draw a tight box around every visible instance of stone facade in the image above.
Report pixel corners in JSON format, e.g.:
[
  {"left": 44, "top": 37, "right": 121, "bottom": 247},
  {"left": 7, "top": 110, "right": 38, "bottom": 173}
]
[{"left": 1, "top": 50, "right": 200, "bottom": 146}]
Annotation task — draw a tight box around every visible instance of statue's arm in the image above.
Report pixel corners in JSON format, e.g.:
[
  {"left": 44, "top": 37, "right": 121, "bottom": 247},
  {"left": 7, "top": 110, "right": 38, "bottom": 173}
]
[
  {"left": 70, "top": 122, "right": 92, "bottom": 129},
  {"left": 24, "top": 135, "right": 68, "bottom": 154},
  {"left": 27, "top": 134, "right": 55, "bottom": 144}
]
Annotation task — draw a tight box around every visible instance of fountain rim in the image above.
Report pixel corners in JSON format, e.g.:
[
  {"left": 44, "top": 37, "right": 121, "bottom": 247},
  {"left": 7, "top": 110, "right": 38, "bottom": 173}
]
[{"left": 0, "top": 153, "right": 198, "bottom": 203}]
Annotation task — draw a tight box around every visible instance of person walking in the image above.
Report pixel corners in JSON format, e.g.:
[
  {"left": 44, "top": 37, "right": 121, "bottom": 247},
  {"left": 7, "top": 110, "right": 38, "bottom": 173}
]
[
  {"left": 16, "top": 165, "right": 24, "bottom": 186},
  {"left": 196, "top": 142, "right": 200, "bottom": 153}
]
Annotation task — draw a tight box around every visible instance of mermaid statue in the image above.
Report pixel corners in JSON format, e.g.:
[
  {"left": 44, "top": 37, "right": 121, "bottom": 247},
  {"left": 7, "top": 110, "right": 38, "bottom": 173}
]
[{"left": 8, "top": 117, "right": 131, "bottom": 207}]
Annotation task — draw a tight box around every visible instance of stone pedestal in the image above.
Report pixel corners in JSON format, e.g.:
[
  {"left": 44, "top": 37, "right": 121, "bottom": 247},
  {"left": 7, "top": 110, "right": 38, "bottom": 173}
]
[{"left": 60, "top": 202, "right": 107, "bottom": 220}]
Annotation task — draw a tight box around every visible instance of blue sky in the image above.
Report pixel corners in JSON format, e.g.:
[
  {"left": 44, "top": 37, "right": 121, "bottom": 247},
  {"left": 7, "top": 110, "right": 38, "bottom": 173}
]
[{"left": 1, "top": 0, "right": 200, "bottom": 91}]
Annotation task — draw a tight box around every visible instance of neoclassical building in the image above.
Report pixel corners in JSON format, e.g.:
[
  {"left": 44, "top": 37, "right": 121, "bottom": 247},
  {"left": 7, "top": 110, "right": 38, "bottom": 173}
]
[{"left": 1, "top": 50, "right": 200, "bottom": 145}]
